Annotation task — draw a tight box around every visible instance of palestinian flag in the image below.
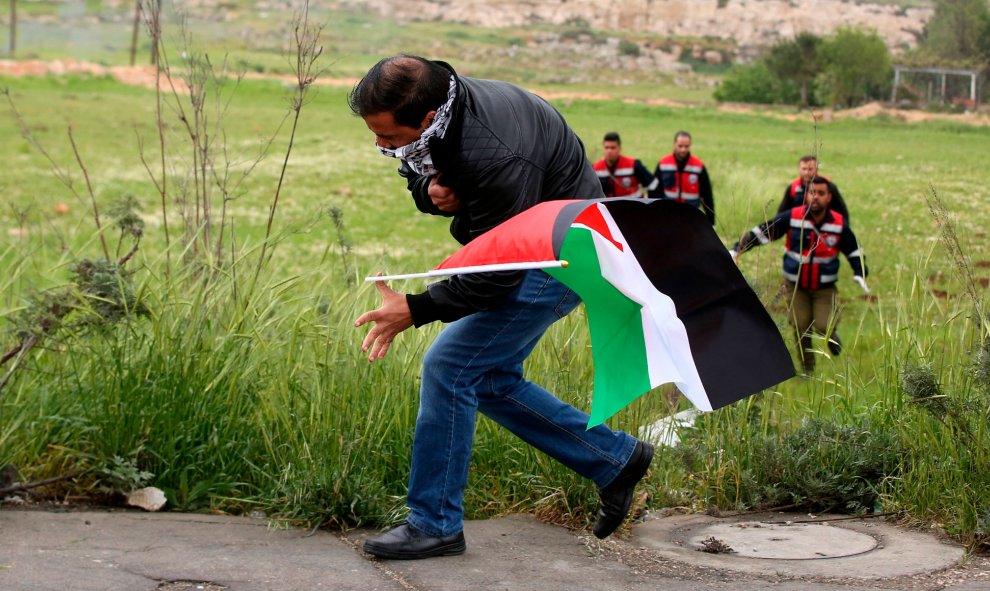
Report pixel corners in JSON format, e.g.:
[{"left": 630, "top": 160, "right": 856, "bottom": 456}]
[{"left": 383, "top": 198, "right": 795, "bottom": 427}]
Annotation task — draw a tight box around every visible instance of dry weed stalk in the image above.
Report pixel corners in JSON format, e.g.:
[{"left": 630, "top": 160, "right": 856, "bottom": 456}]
[
  {"left": 2, "top": 89, "right": 111, "bottom": 261},
  {"left": 925, "top": 183, "right": 987, "bottom": 335},
  {"left": 137, "top": 0, "right": 170, "bottom": 268},
  {"left": 255, "top": 1, "right": 326, "bottom": 278},
  {"left": 137, "top": 0, "right": 319, "bottom": 276}
]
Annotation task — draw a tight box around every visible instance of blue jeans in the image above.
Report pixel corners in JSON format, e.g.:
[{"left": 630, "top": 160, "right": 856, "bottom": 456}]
[{"left": 405, "top": 271, "right": 638, "bottom": 537}]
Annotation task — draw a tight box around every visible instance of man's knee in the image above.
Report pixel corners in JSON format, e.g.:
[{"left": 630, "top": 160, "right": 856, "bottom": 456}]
[{"left": 479, "top": 368, "right": 526, "bottom": 401}]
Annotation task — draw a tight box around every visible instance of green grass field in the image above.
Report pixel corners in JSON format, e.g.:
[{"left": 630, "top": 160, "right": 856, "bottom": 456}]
[{"left": 1, "top": 2, "right": 988, "bottom": 551}]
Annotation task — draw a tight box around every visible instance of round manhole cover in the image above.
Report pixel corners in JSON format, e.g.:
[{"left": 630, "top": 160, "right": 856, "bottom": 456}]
[{"left": 687, "top": 521, "right": 879, "bottom": 560}]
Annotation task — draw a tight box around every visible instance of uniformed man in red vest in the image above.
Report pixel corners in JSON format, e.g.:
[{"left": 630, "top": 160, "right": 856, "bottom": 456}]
[
  {"left": 592, "top": 132, "right": 658, "bottom": 198},
  {"left": 776, "top": 155, "right": 850, "bottom": 223},
  {"left": 651, "top": 131, "right": 715, "bottom": 225},
  {"left": 730, "top": 177, "right": 868, "bottom": 374}
]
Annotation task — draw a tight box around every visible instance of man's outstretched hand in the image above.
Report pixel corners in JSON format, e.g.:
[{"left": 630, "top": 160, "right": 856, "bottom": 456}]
[{"left": 354, "top": 279, "right": 414, "bottom": 362}]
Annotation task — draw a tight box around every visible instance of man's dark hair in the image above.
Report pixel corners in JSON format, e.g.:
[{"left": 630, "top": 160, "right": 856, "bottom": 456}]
[
  {"left": 799, "top": 155, "right": 818, "bottom": 163},
  {"left": 348, "top": 55, "right": 450, "bottom": 128},
  {"left": 674, "top": 130, "right": 691, "bottom": 142},
  {"left": 603, "top": 131, "right": 621, "bottom": 143},
  {"left": 810, "top": 176, "right": 831, "bottom": 189}
]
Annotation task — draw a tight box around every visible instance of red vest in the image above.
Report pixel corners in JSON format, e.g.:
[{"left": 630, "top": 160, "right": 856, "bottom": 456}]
[
  {"left": 593, "top": 155, "right": 643, "bottom": 197},
  {"left": 657, "top": 154, "right": 703, "bottom": 204},
  {"left": 787, "top": 174, "right": 832, "bottom": 207},
  {"left": 784, "top": 206, "right": 845, "bottom": 289}
]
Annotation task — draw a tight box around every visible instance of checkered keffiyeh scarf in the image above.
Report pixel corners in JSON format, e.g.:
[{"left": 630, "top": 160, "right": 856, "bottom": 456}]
[{"left": 376, "top": 75, "right": 457, "bottom": 176}]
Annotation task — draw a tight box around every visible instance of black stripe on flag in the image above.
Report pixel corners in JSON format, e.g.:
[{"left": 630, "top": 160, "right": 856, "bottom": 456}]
[{"left": 602, "top": 199, "right": 795, "bottom": 409}]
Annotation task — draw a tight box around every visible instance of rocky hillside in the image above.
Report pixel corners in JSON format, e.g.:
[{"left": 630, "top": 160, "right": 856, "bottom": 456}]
[{"left": 341, "top": 0, "right": 931, "bottom": 56}]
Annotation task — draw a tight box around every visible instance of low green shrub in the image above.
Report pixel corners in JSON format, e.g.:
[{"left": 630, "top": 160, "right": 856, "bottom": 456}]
[
  {"left": 673, "top": 413, "right": 902, "bottom": 514},
  {"left": 713, "top": 63, "right": 782, "bottom": 104}
]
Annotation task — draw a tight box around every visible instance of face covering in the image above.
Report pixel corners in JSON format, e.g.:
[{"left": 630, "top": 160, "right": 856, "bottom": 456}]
[{"left": 376, "top": 75, "right": 457, "bottom": 176}]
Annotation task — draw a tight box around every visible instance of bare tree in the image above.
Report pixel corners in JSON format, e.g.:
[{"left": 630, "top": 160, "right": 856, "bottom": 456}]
[
  {"left": 8, "top": 0, "right": 16, "bottom": 56},
  {"left": 130, "top": 0, "right": 142, "bottom": 66},
  {"left": 148, "top": 0, "right": 160, "bottom": 65}
]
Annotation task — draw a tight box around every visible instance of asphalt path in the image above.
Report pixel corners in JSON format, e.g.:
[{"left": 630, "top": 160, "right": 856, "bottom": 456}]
[{"left": 1, "top": 509, "right": 988, "bottom": 591}]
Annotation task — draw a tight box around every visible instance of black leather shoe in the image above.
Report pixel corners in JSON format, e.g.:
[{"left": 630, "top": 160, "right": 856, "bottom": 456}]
[
  {"left": 593, "top": 440, "right": 654, "bottom": 539},
  {"left": 363, "top": 523, "right": 466, "bottom": 560}
]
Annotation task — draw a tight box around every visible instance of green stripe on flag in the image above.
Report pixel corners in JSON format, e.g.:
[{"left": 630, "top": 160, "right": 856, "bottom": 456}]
[{"left": 547, "top": 227, "right": 653, "bottom": 427}]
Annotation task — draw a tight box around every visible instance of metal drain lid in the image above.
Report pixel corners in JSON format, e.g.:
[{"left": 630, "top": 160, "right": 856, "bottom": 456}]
[{"left": 687, "top": 521, "right": 879, "bottom": 560}]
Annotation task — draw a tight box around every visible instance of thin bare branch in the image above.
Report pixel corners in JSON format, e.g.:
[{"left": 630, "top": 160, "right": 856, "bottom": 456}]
[
  {"left": 0, "top": 334, "right": 39, "bottom": 393},
  {"left": 67, "top": 126, "right": 111, "bottom": 261},
  {"left": 118, "top": 237, "right": 142, "bottom": 268},
  {"left": 0, "top": 334, "right": 35, "bottom": 368},
  {"left": 3, "top": 88, "right": 82, "bottom": 206},
  {"left": 0, "top": 472, "right": 82, "bottom": 495},
  {"left": 141, "top": 0, "right": 171, "bottom": 268}
]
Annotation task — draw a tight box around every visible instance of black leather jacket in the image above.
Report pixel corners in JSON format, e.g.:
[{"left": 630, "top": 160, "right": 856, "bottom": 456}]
[{"left": 400, "top": 62, "right": 603, "bottom": 326}]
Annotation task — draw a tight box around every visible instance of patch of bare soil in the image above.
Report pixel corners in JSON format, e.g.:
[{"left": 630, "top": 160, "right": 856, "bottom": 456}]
[
  {"left": 815, "top": 101, "right": 990, "bottom": 126},
  {"left": 5, "top": 59, "right": 988, "bottom": 127},
  {"left": 528, "top": 92, "right": 990, "bottom": 127},
  {"left": 0, "top": 58, "right": 168, "bottom": 89},
  {"left": 0, "top": 59, "right": 357, "bottom": 93},
  {"left": 714, "top": 99, "right": 990, "bottom": 126}
]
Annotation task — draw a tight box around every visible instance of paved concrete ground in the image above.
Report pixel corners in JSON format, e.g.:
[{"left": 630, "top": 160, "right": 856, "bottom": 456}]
[{"left": 0, "top": 509, "right": 987, "bottom": 591}]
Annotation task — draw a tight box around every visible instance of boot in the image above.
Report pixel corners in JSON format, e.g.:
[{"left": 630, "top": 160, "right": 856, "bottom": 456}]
[{"left": 827, "top": 332, "right": 842, "bottom": 356}]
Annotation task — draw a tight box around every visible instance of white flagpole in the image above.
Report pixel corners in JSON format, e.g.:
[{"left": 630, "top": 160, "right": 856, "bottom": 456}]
[{"left": 365, "top": 260, "right": 568, "bottom": 282}]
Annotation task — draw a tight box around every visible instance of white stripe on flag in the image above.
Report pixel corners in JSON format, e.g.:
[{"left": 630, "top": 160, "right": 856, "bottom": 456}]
[{"left": 588, "top": 205, "right": 712, "bottom": 411}]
